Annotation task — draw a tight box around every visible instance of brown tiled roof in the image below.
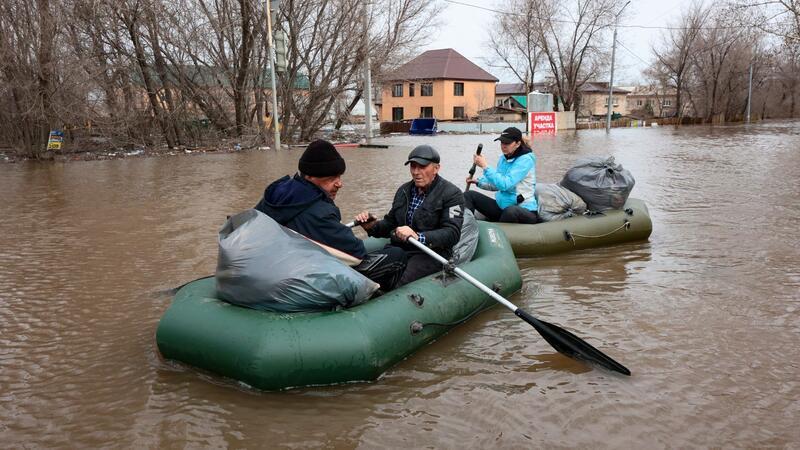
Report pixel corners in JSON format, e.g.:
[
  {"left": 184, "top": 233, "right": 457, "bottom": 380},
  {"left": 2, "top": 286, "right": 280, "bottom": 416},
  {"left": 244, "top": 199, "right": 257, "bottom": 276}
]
[{"left": 386, "top": 49, "right": 498, "bottom": 82}]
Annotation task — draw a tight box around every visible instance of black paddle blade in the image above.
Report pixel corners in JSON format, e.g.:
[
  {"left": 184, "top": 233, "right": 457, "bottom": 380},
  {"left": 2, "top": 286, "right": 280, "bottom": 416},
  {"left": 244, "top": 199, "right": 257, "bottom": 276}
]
[{"left": 514, "top": 308, "right": 631, "bottom": 376}]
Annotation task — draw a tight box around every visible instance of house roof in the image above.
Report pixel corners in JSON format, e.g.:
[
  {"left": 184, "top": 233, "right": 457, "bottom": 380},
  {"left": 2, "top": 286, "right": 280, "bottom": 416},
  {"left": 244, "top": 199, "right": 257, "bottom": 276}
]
[
  {"left": 386, "top": 49, "right": 498, "bottom": 82},
  {"left": 496, "top": 81, "right": 552, "bottom": 95},
  {"left": 496, "top": 83, "right": 527, "bottom": 95},
  {"left": 580, "top": 81, "right": 630, "bottom": 94},
  {"left": 478, "top": 105, "right": 526, "bottom": 115},
  {"left": 511, "top": 95, "right": 527, "bottom": 108}
]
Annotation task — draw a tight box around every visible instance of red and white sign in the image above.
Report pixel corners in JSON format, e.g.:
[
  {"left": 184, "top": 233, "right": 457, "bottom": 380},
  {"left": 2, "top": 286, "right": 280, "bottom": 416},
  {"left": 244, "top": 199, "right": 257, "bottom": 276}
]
[{"left": 529, "top": 112, "right": 557, "bottom": 135}]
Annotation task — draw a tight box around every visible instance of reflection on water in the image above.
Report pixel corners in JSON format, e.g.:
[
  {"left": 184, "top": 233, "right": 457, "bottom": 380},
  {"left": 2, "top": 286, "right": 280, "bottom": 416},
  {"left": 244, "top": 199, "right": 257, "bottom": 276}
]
[{"left": 1, "top": 121, "right": 799, "bottom": 447}]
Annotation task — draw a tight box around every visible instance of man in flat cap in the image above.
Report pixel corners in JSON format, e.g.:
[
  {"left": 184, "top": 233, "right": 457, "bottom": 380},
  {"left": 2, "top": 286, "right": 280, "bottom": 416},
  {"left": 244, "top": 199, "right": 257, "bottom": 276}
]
[{"left": 357, "top": 144, "right": 464, "bottom": 286}]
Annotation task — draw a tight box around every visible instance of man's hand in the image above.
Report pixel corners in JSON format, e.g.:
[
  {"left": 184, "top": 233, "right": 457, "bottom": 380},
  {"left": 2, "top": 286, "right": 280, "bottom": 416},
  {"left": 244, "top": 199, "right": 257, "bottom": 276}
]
[
  {"left": 355, "top": 211, "right": 377, "bottom": 230},
  {"left": 393, "top": 225, "right": 419, "bottom": 242}
]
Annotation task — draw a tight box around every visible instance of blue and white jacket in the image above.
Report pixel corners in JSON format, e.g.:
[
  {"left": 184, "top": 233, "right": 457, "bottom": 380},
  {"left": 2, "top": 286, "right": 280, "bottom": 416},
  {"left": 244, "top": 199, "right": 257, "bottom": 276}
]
[{"left": 477, "top": 146, "right": 537, "bottom": 211}]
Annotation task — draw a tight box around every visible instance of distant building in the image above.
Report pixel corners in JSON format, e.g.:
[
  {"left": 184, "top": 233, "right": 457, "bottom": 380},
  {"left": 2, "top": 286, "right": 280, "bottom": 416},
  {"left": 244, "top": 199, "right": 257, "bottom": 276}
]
[
  {"left": 130, "top": 65, "right": 309, "bottom": 123},
  {"left": 494, "top": 82, "right": 550, "bottom": 107},
  {"left": 578, "top": 82, "right": 631, "bottom": 118},
  {"left": 626, "top": 86, "right": 682, "bottom": 118},
  {"left": 495, "top": 83, "right": 527, "bottom": 104},
  {"left": 379, "top": 48, "right": 498, "bottom": 122},
  {"left": 477, "top": 105, "right": 526, "bottom": 122}
]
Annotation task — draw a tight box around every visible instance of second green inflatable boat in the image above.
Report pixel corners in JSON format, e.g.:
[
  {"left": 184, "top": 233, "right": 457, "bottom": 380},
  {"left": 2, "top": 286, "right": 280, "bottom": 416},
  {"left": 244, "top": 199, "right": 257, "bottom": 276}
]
[
  {"left": 156, "top": 222, "right": 522, "bottom": 391},
  {"left": 496, "top": 198, "right": 653, "bottom": 257}
]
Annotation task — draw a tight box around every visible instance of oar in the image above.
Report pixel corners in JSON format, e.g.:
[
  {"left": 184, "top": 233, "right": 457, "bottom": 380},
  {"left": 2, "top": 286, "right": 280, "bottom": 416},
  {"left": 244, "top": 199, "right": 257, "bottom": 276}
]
[
  {"left": 465, "top": 143, "right": 483, "bottom": 191},
  {"left": 407, "top": 237, "right": 631, "bottom": 376}
]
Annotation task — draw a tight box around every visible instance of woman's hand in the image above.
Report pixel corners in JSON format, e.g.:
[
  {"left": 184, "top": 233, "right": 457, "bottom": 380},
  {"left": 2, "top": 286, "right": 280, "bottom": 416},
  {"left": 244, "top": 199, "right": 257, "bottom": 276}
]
[
  {"left": 465, "top": 176, "right": 477, "bottom": 185},
  {"left": 473, "top": 154, "right": 488, "bottom": 169},
  {"left": 392, "top": 226, "right": 419, "bottom": 242}
]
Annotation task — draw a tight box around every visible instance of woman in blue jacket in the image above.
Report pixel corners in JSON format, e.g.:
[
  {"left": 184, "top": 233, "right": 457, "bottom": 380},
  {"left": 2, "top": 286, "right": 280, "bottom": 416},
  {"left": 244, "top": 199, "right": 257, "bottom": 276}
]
[{"left": 465, "top": 127, "right": 541, "bottom": 224}]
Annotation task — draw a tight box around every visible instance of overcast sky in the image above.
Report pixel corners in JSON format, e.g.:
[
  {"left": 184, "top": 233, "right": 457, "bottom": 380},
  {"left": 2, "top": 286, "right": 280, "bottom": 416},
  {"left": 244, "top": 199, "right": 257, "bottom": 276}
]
[{"left": 420, "top": 0, "right": 698, "bottom": 86}]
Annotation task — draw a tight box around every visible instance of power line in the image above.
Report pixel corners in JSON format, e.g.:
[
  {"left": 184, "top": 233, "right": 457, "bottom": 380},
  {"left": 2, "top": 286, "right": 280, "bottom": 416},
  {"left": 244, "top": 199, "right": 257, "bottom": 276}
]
[
  {"left": 443, "top": 0, "right": 789, "bottom": 31},
  {"left": 617, "top": 40, "right": 651, "bottom": 66}
]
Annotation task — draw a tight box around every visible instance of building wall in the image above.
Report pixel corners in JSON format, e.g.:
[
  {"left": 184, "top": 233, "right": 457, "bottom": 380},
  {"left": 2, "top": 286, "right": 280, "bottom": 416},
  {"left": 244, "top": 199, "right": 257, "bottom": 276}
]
[
  {"left": 555, "top": 111, "right": 576, "bottom": 130},
  {"left": 626, "top": 94, "right": 677, "bottom": 118},
  {"left": 479, "top": 111, "right": 526, "bottom": 122},
  {"left": 579, "top": 92, "right": 629, "bottom": 117},
  {"left": 380, "top": 79, "right": 496, "bottom": 121}
]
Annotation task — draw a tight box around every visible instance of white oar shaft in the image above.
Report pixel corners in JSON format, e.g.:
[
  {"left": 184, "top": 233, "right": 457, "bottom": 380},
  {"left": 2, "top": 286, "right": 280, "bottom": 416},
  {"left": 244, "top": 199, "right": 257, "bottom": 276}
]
[{"left": 407, "top": 237, "right": 518, "bottom": 312}]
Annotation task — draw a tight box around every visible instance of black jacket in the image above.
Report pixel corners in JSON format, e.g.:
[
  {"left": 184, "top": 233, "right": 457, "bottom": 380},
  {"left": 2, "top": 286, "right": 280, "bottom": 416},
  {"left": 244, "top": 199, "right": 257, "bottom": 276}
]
[
  {"left": 368, "top": 175, "right": 464, "bottom": 257},
  {"left": 255, "top": 174, "right": 366, "bottom": 258}
]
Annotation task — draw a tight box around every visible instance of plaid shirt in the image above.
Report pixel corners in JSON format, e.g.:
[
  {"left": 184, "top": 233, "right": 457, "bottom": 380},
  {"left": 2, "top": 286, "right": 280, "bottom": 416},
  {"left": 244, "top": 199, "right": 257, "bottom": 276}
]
[{"left": 406, "top": 187, "right": 427, "bottom": 244}]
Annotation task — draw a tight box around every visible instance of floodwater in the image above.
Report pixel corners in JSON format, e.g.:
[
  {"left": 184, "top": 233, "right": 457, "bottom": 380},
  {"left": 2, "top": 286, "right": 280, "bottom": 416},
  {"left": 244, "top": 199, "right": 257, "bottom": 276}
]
[{"left": 1, "top": 121, "right": 799, "bottom": 448}]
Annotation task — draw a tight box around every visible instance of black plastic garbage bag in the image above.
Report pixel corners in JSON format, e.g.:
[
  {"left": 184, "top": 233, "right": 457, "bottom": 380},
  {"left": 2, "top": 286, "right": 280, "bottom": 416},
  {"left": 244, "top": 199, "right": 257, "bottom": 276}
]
[
  {"left": 215, "top": 209, "right": 379, "bottom": 313},
  {"left": 560, "top": 156, "right": 635, "bottom": 212}
]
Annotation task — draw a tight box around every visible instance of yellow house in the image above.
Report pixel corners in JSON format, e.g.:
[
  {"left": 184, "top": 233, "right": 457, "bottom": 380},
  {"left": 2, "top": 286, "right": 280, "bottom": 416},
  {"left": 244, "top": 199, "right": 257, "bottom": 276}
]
[
  {"left": 380, "top": 49, "right": 498, "bottom": 122},
  {"left": 626, "top": 86, "right": 685, "bottom": 118},
  {"left": 578, "top": 82, "right": 631, "bottom": 118}
]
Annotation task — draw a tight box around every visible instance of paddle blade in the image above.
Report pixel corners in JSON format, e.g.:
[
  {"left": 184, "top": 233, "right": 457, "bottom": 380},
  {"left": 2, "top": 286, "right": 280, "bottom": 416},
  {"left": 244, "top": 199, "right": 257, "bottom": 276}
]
[{"left": 514, "top": 308, "right": 631, "bottom": 376}]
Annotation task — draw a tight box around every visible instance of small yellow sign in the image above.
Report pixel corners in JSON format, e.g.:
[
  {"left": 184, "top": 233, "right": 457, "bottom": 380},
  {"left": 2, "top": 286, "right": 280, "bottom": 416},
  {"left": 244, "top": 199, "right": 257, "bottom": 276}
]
[{"left": 47, "top": 130, "right": 64, "bottom": 150}]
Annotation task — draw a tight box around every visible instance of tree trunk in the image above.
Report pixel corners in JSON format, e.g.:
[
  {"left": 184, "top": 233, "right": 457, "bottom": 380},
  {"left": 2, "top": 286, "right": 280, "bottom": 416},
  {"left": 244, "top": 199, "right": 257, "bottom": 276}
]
[
  {"left": 233, "top": 0, "right": 255, "bottom": 137},
  {"left": 35, "top": 0, "right": 55, "bottom": 154},
  {"left": 145, "top": 7, "right": 181, "bottom": 147},
  {"left": 126, "top": 14, "right": 176, "bottom": 148},
  {"left": 334, "top": 91, "right": 362, "bottom": 130}
]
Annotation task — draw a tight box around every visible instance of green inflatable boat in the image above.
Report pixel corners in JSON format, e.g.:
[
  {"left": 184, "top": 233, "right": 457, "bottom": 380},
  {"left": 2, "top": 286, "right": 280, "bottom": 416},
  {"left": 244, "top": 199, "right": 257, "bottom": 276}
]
[
  {"left": 156, "top": 222, "right": 522, "bottom": 391},
  {"left": 497, "top": 198, "right": 653, "bottom": 257}
]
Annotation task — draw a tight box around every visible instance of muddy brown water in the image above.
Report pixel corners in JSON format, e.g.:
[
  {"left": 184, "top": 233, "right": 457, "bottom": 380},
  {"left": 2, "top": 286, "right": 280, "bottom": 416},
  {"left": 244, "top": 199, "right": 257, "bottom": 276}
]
[{"left": 2, "top": 121, "right": 799, "bottom": 448}]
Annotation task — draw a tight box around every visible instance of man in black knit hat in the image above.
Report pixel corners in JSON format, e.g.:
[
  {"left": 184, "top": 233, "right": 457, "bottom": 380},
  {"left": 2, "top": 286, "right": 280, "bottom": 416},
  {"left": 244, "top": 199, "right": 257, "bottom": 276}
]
[{"left": 255, "top": 139, "right": 406, "bottom": 292}]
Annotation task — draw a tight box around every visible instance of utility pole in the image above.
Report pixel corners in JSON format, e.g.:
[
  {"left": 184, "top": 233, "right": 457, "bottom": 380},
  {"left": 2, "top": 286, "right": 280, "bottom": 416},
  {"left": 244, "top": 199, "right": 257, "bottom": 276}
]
[
  {"left": 266, "top": 0, "right": 281, "bottom": 149},
  {"left": 606, "top": 0, "right": 630, "bottom": 133},
  {"left": 363, "top": 0, "right": 373, "bottom": 143},
  {"left": 746, "top": 61, "right": 753, "bottom": 124}
]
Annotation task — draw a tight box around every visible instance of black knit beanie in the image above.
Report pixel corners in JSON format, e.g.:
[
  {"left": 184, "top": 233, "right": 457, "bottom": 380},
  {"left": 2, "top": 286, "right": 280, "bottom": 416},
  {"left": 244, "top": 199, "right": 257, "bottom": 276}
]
[{"left": 298, "top": 140, "right": 346, "bottom": 177}]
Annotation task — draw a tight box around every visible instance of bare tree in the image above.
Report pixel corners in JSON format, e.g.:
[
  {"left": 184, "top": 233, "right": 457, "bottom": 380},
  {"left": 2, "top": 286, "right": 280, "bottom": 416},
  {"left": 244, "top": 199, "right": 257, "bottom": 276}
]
[
  {"left": 732, "top": 0, "right": 800, "bottom": 118},
  {"left": 486, "top": 0, "right": 544, "bottom": 94},
  {"left": 732, "top": 0, "right": 799, "bottom": 42},
  {"left": 651, "top": 2, "right": 707, "bottom": 119},
  {"left": 0, "top": 0, "right": 60, "bottom": 154},
  {"left": 525, "top": 0, "right": 621, "bottom": 112},
  {"left": 274, "top": 0, "right": 441, "bottom": 142},
  {"left": 116, "top": 0, "right": 181, "bottom": 147},
  {"left": 775, "top": 40, "right": 800, "bottom": 116},
  {"left": 688, "top": 6, "right": 764, "bottom": 121},
  {"left": 333, "top": 0, "right": 443, "bottom": 130}
]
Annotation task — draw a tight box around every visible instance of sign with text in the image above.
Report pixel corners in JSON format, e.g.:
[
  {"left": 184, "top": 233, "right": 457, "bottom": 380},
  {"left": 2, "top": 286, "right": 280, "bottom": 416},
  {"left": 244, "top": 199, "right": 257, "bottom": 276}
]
[
  {"left": 46, "top": 129, "right": 64, "bottom": 150},
  {"left": 529, "top": 112, "right": 557, "bottom": 135}
]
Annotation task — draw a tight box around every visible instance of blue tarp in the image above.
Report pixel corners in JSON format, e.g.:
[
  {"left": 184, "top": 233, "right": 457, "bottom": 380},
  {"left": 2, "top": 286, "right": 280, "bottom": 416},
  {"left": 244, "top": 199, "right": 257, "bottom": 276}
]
[{"left": 409, "top": 118, "right": 437, "bottom": 135}]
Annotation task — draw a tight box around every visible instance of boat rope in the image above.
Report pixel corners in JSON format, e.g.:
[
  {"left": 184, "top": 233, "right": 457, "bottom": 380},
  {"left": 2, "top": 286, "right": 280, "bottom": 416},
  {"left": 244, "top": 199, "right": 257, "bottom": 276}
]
[{"left": 564, "top": 220, "right": 631, "bottom": 245}]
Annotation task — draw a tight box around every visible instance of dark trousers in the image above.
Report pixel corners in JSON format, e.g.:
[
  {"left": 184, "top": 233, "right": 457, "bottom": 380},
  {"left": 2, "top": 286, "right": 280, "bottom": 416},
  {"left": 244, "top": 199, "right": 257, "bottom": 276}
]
[
  {"left": 354, "top": 246, "right": 407, "bottom": 292},
  {"left": 464, "top": 190, "right": 541, "bottom": 224},
  {"left": 397, "top": 251, "right": 443, "bottom": 287}
]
